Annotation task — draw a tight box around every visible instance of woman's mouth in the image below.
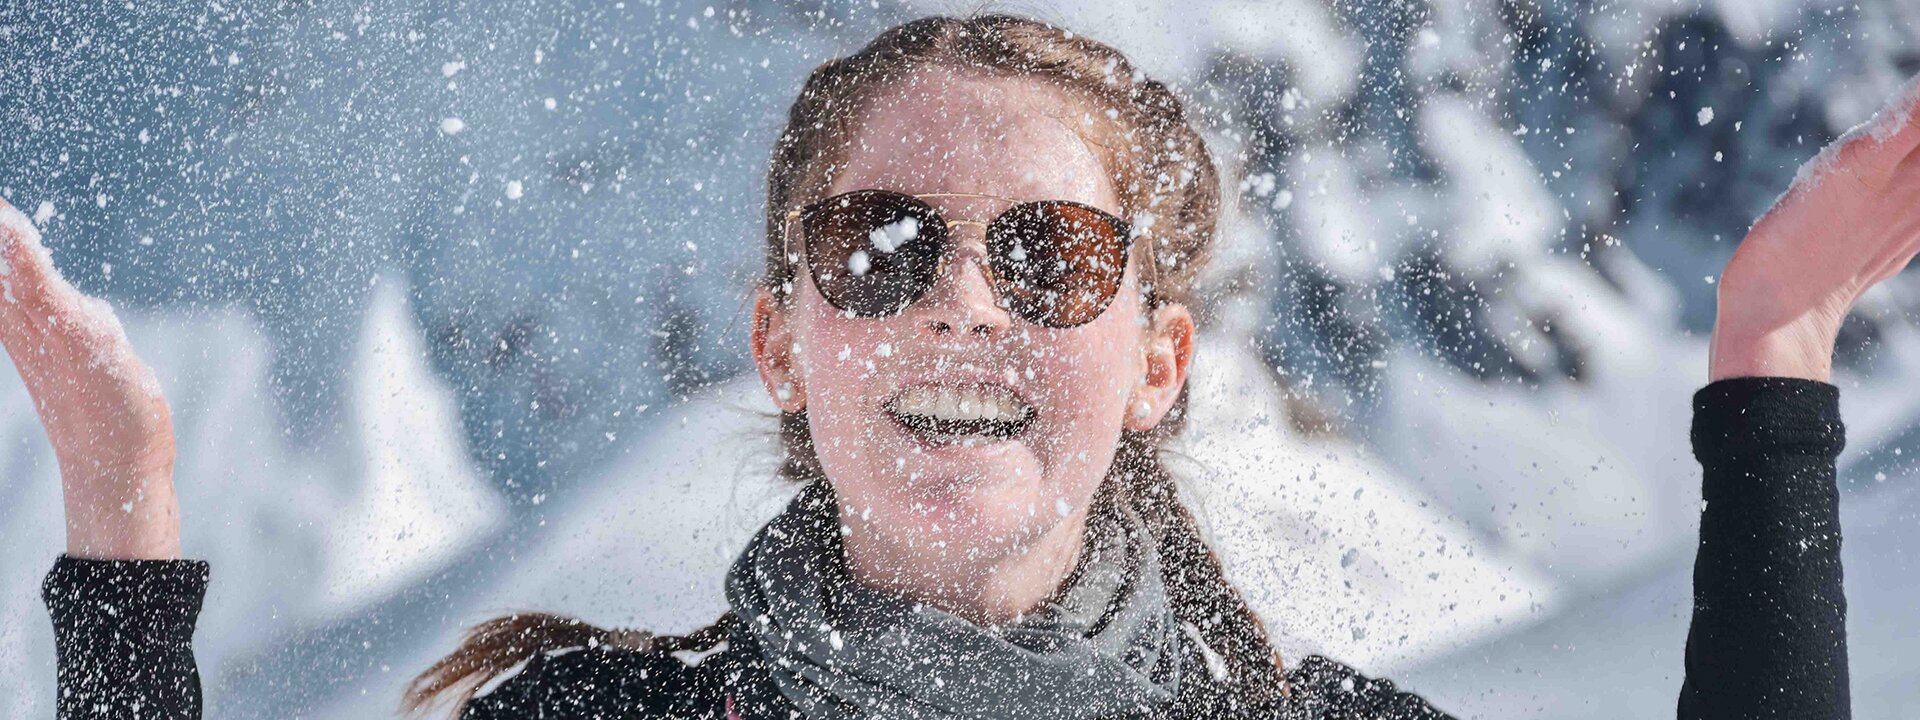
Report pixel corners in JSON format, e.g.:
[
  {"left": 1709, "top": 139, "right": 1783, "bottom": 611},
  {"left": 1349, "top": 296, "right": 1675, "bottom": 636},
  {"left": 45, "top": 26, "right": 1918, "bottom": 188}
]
[{"left": 883, "top": 383, "right": 1036, "bottom": 445}]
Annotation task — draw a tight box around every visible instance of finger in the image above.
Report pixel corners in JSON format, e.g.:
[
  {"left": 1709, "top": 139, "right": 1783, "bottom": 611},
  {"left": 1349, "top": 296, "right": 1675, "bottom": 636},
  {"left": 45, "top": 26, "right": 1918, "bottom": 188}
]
[
  {"left": 1864, "top": 205, "right": 1920, "bottom": 285},
  {"left": 0, "top": 200, "right": 129, "bottom": 347},
  {"left": 1856, "top": 167, "right": 1920, "bottom": 281},
  {"left": 0, "top": 201, "right": 145, "bottom": 395},
  {"left": 0, "top": 199, "right": 79, "bottom": 319},
  {"left": 1832, "top": 73, "right": 1920, "bottom": 189},
  {"left": 0, "top": 198, "right": 27, "bottom": 301},
  {"left": 0, "top": 201, "right": 52, "bottom": 353},
  {"left": 0, "top": 208, "right": 79, "bottom": 392}
]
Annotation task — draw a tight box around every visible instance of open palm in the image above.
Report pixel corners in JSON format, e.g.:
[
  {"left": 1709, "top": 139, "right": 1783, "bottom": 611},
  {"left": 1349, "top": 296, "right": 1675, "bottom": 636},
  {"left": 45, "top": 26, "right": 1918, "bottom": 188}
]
[
  {"left": 0, "top": 199, "right": 178, "bottom": 559},
  {"left": 1712, "top": 78, "right": 1920, "bottom": 382}
]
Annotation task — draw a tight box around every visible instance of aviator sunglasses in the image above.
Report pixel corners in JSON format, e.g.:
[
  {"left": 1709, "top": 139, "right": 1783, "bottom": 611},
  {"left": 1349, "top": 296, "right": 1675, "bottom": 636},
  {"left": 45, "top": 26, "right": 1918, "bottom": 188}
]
[{"left": 782, "top": 189, "right": 1157, "bottom": 329}]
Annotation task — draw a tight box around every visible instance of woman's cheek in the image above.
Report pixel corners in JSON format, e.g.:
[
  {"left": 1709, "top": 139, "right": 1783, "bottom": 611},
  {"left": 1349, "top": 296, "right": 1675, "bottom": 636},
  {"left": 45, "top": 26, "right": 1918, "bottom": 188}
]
[
  {"left": 1031, "top": 322, "right": 1139, "bottom": 418},
  {"left": 1027, "top": 341, "right": 1133, "bottom": 482}
]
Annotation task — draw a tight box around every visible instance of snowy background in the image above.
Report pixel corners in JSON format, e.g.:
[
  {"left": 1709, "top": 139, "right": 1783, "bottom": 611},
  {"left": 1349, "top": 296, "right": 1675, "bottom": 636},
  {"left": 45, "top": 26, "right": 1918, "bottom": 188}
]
[{"left": 5, "top": 0, "right": 1920, "bottom": 716}]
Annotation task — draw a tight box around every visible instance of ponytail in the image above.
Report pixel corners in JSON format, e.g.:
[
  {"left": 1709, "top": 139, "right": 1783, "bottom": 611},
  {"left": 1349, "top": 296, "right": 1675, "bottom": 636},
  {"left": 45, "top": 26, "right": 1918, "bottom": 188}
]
[
  {"left": 399, "top": 612, "right": 729, "bottom": 717},
  {"left": 1110, "top": 383, "right": 1290, "bottom": 711}
]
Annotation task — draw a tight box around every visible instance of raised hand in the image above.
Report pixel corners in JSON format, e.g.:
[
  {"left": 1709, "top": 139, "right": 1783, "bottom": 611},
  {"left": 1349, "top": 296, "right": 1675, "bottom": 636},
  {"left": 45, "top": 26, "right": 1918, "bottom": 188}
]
[
  {"left": 1711, "top": 76, "right": 1920, "bottom": 382},
  {"left": 0, "top": 199, "right": 179, "bottom": 560}
]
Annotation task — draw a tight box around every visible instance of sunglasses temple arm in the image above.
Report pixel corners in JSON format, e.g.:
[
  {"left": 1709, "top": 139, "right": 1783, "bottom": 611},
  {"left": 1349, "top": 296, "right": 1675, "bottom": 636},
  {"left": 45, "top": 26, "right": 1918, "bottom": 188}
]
[
  {"left": 775, "top": 216, "right": 798, "bottom": 303},
  {"left": 1138, "top": 236, "right": 1161, "bottom": 305}
]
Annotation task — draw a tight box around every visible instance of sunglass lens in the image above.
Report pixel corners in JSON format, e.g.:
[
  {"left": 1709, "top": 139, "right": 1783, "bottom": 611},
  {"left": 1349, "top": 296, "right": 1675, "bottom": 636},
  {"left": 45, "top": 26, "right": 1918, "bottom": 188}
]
[
  {"left": 987, "top": 202, "right": 1129, "bottom": 328},
  {"left": 801, "top": 190, "right": 945, "bottom": 317}
]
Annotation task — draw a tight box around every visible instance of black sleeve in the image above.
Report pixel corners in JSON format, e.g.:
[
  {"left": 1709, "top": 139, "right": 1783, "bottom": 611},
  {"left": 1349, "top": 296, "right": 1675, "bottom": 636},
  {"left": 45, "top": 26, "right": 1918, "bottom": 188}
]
[
  {"left": 1681, "top": 376, "right": 1849, "bottom": 720},
  {"left": 41, "top": 555, "right": 210, "bottom": 720}
]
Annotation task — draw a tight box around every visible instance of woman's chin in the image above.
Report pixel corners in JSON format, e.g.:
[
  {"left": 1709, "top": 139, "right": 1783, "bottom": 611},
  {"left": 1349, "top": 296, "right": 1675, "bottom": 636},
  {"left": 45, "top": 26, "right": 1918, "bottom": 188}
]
[
  {"left": 825, "top": 436, "right": 1090, "bottom": 558},
  {"left": 862, "top": 479, "right": 1074, "bottom": 557}
]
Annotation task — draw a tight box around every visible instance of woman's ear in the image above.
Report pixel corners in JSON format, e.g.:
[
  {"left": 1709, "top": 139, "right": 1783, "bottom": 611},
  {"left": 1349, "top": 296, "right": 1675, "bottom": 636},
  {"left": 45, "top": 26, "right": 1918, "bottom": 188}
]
[
  {"left": 752, "top": 288, "right": 807, "bottom": 413},
  {"left": 1125, "top": 302, "right": 1195, "bottom": 431}
]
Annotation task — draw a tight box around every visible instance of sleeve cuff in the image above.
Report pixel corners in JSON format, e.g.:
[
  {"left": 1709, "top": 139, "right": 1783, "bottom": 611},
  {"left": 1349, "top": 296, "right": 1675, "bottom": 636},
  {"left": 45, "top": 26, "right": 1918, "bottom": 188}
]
[
  {"left": 1690, "top": 376, "right": 1844, "bottom": 464},
  {"left": 43, "top": 555, "right": 210, "bottom": 643}
]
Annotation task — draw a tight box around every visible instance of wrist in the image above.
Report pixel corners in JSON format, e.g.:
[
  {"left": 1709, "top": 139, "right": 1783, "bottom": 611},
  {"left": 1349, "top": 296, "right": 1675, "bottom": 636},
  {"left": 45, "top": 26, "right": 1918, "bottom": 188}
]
[
  {"left": 1708, "top": 319, "right": 1839, "bottom": 383},
  {"left": 1708, "top": 267, "right": 1855, "bottom": 383},
  {"left": 62, "top": 473, "right": 181, "bottom": 560}
]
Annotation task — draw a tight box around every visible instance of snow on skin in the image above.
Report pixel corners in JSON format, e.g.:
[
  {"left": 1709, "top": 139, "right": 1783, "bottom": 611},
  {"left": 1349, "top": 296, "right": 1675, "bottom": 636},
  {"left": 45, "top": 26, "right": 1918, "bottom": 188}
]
[
  {"left": 0, "top": 201, "right": 161, "bottom": 396},
  {"left": 1768, "top": 68, "right": 1920, "bottom": 217},
  {"left": 0, "top": 204, "right": 17, "bottom": 304}
]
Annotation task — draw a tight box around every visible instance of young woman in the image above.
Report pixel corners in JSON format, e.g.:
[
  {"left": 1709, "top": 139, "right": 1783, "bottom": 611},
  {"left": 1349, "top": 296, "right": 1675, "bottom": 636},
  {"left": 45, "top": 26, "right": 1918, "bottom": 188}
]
[{"left": 12, "top": 13, "right": 1913, "bottom": 720}]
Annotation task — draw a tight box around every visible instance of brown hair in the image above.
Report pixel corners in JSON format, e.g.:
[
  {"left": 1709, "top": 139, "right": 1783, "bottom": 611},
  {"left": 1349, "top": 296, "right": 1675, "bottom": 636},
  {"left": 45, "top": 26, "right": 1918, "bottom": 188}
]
[{"left": 404, "top": 14, "right": 1284, "bottom": 717}]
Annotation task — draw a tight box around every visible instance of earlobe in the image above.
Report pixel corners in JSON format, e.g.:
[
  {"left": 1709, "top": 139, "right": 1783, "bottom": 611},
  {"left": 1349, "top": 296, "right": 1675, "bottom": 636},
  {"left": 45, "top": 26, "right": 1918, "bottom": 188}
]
[
  {"left": 1123, "top": 361, "right": 1173, "bottom": 431},
  {"left": 1124, "top": 303, "right": 1195, "bottom": 431},
  {"left": 1124, "top": 363, "right": 1173, "bottom": 431},
  {"left": 751, "top": 289, "right": 807, "bottom": 413}
]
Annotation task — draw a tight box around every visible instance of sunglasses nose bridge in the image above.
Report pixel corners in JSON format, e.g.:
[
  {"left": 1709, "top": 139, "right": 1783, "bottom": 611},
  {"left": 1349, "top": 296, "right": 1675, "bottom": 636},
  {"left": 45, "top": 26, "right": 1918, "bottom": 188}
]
[
  {"left": 939, "top": 217, "right": 993, "bottom": 266},
  {"left": 916, "top": 221, "right": 1011, "bottom": 336},
  {"left": 944, "top": 217, "right": 991, "bottom": 241}
]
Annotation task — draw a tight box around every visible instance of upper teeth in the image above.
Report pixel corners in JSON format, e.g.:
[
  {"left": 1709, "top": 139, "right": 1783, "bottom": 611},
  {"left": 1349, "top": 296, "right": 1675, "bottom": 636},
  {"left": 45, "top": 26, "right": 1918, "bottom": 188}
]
[{"left": 890, "top": 385, "right": 1028, "bottom": 423}]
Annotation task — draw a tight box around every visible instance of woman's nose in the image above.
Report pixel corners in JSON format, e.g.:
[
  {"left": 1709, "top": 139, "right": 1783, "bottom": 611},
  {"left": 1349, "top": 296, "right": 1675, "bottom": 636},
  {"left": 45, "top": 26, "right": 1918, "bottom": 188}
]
[{"left": 916, "top": 233, "right": 1011, "bottom": 337}]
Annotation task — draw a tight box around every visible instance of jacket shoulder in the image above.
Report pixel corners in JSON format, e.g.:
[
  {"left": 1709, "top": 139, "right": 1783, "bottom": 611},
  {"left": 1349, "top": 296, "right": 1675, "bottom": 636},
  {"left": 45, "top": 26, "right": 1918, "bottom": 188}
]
[
  {"left": 1279, "top": 655, "right": 1453, "bottom": 720},
  {"left": 459, "top": 642, "right": 729, "bottom": 719}
]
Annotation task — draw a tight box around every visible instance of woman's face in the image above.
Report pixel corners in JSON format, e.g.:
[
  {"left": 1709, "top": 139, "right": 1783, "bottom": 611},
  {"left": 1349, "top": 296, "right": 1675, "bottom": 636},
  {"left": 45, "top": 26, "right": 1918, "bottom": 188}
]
[{"left": 753, "top": 69, "right": 1192, "bottom": 576}]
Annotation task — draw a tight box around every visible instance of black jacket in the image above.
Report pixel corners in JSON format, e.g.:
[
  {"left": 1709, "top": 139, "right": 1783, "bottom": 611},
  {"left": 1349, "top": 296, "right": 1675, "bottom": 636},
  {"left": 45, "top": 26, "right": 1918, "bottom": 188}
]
[
  {"left": 41, "top": 377, "right": 1851, "bottom": 718},
  {"left": 458, "top": 619, "right": 1450, "bottom": 719}
]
